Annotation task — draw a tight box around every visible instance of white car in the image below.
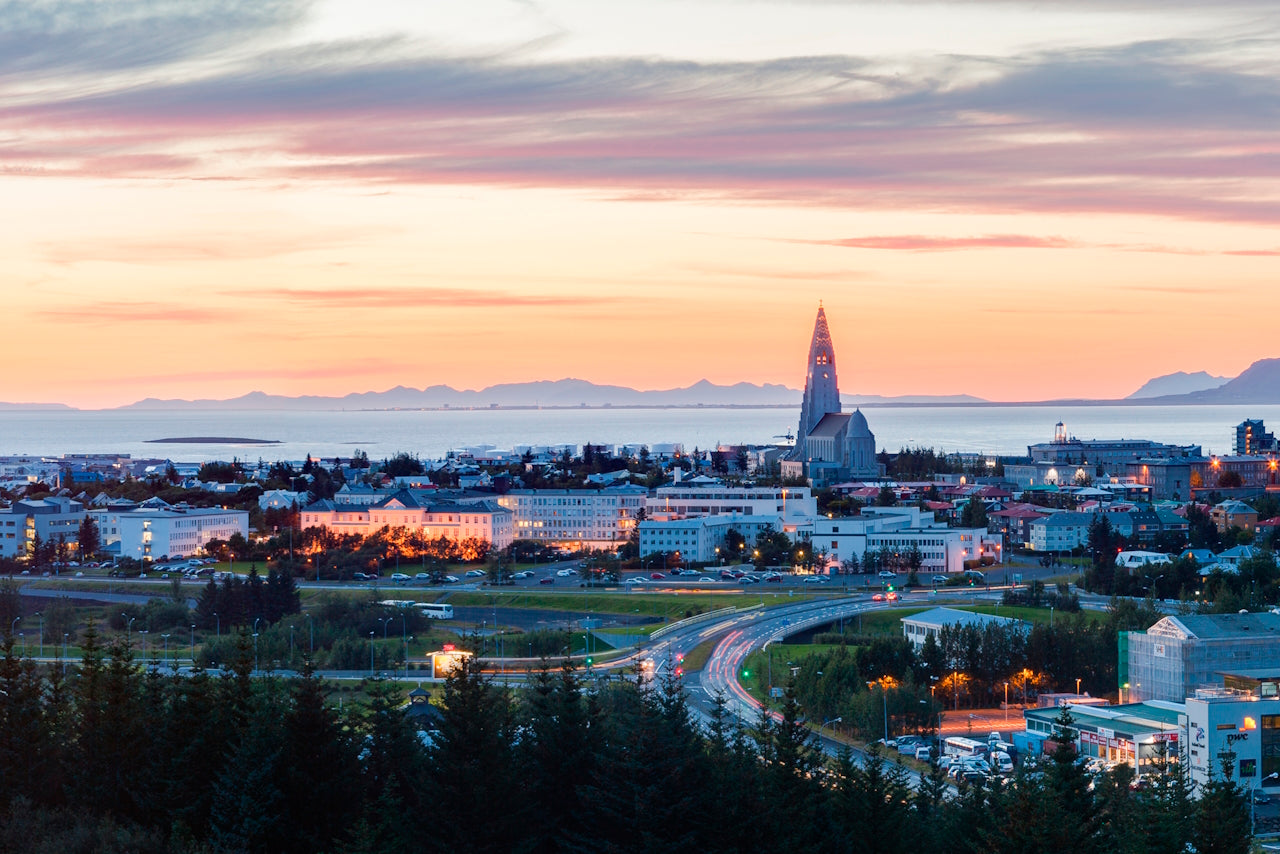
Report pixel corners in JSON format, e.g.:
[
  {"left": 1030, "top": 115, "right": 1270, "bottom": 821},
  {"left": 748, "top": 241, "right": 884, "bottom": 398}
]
[
  {"left": 802, "top": 576, "right": 827, "bottom": 584},
  {"left": 443, "top": 575, "right": 460, "bottom": 583},
  {"left": 391, "top": 573, "right": 410, "bottom": 582},
  {"left": 465, "top": 569, "right": 486, "bottom": 578},
  {"left": 556, "top": 568, "right": 577, "bottom": 577},
  {"left": 512, "top": 570, "right": 533, "bottom": 579},
  {"left": 878, "top": 571, "right": 896, "bottom": 581},
  {"left": 698, "top": 577, "right": 716, "bottom": 582},
  {"left": 625, "top": 577, "right": 645, "bottom": 585}
]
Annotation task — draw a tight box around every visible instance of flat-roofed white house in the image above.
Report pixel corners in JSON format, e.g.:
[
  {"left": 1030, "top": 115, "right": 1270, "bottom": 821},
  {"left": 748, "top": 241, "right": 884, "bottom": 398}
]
[
  {"left": 116, "top": 506, "right": 249, "bottom": 562},
  {"left": 901, "top": 607, "right": 1025, "bottom": 650}
]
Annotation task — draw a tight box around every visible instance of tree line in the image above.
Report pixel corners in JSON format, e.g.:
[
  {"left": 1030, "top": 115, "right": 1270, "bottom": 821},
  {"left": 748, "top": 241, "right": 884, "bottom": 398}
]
[{"left": 0, "top": 636, "right": 1252, "bottom": 854}]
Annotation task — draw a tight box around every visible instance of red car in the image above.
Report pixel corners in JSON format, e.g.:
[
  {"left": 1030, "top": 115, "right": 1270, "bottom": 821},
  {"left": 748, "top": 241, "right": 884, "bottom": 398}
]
[
  {"left": 539, "top": 576, "right": 554, "bottom": 585},
  {"left": 650, "top": 572, "right": 666, "bottom": 580}
]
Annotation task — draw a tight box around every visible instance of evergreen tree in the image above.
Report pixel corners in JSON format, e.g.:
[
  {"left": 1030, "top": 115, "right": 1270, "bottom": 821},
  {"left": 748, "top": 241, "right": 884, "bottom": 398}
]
[{"left": 1191, "top": 751, "right": 1251, "bottom": 854}]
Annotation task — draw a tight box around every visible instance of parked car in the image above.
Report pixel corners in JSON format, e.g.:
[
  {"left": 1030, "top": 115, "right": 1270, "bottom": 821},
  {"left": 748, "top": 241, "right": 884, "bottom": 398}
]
[
  {"left": 802, "top": 575, "right": 827, "bottom": 584},
  {"left": 738, "top": 575, "right": 759, "bottom": 585},
  {"left": 443, "top": 575, "right": 460, "bottom": 583},
  {"left": 650, "top": 572, "right": 666, "bottom": 580},
  {"left": 698, "top": 577, "right": 716, "bottom": 582},
  {"left": 539, "top": 576, "right": 555, "bottom": 585},
  {"left": 625, "top": 577, "right": 645, "bottom": 585},
  {"left": 391, "top": 573, "right": 410, "bottom": 582},
  {"left": 512, "top": 570, "right": 534, "bottom": 579},
  {"left": 915, "top": 745, "right": 936, "bottom": 762},
  {"left": 878, "top": 571, "right": 896, "bottom": 581},
  {"left": 895, "top": 736, "right": 922, "bottom": 755},
  {"left": 351, "top": 572, "right": 372, "bottom": 580},
  {"left": 415, "top": 572, "right": 431, "bottom": 580},
  {"left": 765, "top": 575, "right": 782, "bottom": 583},
  {"left": 932, "top": 575, "right": 948, "bottom": 584},
  {"left": 1253, "top": 790, "right": 1273, "bottom": 805},
  {"left": 556, "top": 568, "right": 577, "bottom": 577},
  {"left": 465, "top": 569, "right": 486, "bottom": 578}
]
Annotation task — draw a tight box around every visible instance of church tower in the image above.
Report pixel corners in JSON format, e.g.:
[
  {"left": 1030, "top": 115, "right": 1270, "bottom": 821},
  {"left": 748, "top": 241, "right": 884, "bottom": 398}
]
[{"left": 792, "top": 303, "right": 841, "bottom": 460}]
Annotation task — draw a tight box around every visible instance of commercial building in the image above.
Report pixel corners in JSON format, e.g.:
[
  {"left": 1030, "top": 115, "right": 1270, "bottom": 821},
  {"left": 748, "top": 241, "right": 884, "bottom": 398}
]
[
  {"left": 0, "top": 497, "right": 87, "bottom": 559},
  {"left": 495, "top": 485, "right": 645, "bottom": 549},
  {"left": 638, "top": 514, "right": 781, "bottom": 563},
  {"left": 1029, "top": 422, "right": 1200, "bottom": 468},
  {"left": 645, "top": 484, "right": 816, "bottom": 533},
  {"left": 814, "top": 506, "right": 1000, "bottom": 574},
  {"left": 301, "top": 490, "right": 514, "bottom": 550},
  {"left": 116, "top": 506, "right": 250, "bottom": 562},
  {"left": 1122, "top": 613, "right": 1280, "bottom": 703},
  {"left": 1022, "top": 701, "right": 1182, "bottom": 776}
]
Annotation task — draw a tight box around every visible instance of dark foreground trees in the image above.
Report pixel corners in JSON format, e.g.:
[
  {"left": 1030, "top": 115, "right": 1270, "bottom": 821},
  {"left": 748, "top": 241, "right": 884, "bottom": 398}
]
[{"left": 0, "top": 640, "right": 1251, "bottom": 854}]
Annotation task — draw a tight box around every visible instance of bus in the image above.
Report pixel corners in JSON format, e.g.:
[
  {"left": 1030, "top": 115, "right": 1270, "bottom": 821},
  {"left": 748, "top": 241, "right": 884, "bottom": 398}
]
[
  {"left": 943, "top": 736, "right": 988, "bottom": 759},
  {"left": 417, "top": 602, "right": 455, "bottom": 620}
]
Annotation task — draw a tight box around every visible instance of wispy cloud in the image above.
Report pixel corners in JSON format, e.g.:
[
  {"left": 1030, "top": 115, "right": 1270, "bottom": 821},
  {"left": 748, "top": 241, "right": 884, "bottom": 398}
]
[
  {"left": 239, "top": 287, "right": 616, "bottom": 309},
  {"left": 811, "top": 234, "right": 1079, "bottom": 251},
  {"left": 4, "top": 4, "right": 1280, "bottom": 226},
  {"left": 38, "top": 301, "right": 240, "bottom": 324}
]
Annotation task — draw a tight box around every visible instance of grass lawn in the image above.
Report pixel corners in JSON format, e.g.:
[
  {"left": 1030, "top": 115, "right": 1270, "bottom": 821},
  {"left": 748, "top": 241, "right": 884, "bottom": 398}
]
[
  {"left": 443, "top": 591, "right": 741, "bottom": 620},
  {"left": 962, "top": 604, "right": 1105, "bottom": 625}
]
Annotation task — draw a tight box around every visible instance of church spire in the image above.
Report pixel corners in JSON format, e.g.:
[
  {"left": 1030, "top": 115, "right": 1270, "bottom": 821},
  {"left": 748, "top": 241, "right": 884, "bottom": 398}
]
[{"left": 792, "top": 304, "right": 841, "bottom": 459}]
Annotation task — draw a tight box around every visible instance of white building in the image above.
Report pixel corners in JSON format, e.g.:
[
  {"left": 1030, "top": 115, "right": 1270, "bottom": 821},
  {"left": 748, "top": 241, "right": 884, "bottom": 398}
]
[
  {"left": 495, "top": 486, "right": 646, "bottom": 549},
  {"left": 638, "top": 514, "right": 781, "bottom": 563},
  {"left": 901, "top": 607, "right": 1025, "bottom": 650},
  {"left": 116, "top": 507, "right": 250, "bottom": 562},
  {"left": 1030, "top": 511, "right": 1092, "bottom": 552},
  {"left": 0, "top": 497, "right": 87, "bottom": 559},
  {"left": 646, "top": 484, "right": 817, "bottom": 533},
  {"left": 301, "top": 490, "right": 514, "bottom": 550},
  {"left": 814, "top": 507, "right": 1000, "bottom": 574}
]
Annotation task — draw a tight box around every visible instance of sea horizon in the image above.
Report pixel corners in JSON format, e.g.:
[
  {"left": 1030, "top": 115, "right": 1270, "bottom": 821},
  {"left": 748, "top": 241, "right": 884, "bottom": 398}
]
[{"left": 1, "top": 402, "right": 1276, "bottom": 465}]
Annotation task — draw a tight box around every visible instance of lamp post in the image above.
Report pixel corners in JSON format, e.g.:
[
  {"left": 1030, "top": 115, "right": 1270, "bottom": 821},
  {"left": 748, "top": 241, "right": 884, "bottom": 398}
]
[
  {"left": 62, "top": 633, "right": 68, "bottom": 676},
  {"left": 122, "top": 613, "right": 134, "bottom": 642},
  {"left": 161, "top": 633, "right": 170, "bottom": 666},
  {"left": 253, "top": 632, "right": 260, "bottom": 673},
  {"left": 190, "top": 624, "right": 195, "bottom": 663},
  {"left": 139, "top": 629, "right": 148, "bottom": 660},
  {"left": 34, "top": 612, "right": 42, "bottom": 658},
  {"left": 305, "top": 612, "right": 313, "bottom": 656},
  {"left": 1253, "top": 771, "right": 1279, "bottom": 836},
  {"left": 869, "top": 681, "right": 889, "bottom": 743},
  {"left": 819, "top": 716, "right": 843, "bottom": 742},
  {"left": 1076, "top": 677, "right": 1082, "bottom": 695},
  {"left": 369, "top": 631, "right": 375, "bottom": 676},
  {"left": 9, "top": 616, "right": 19, "bottom": 641},
  {"left": 1004, "top": 682, "right": 1009, "bottom": 722},
  {"left": 213, "top": 611, "right": 219, "bottom": 638}
]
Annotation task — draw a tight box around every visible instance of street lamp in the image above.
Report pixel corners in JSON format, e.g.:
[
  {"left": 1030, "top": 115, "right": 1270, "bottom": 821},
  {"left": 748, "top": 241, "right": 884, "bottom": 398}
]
[
  {"left": 190, "top": 624, "right": 195, "bottom": 663},
  {"left": 161, "top": 634, "right": 170, "bottom": 666},
  {"left": 305, "top": 612, "right": 314, "bottom": 656},
  {"left": 62, "top": 633, "right": 68, "bottom": 676},
  {"left": 139, "top": 629, "right": 148, "bottom": 660},
  {"left": 1253, "top": 772, "right": 1279, "bottom": 836},
  {"left": 9, "top": 616, "right": 19, "bottom": 640},
  {"left": 819, "top": 716, "right": 843, "bottom": 741},
  {"left": 123, "top": 614, "right": 135, "bottom": 642},
  {"left": 869, "top": 680, "right": 889, "bottom": 743},
  {"left": 369, "top": 631, "right": 375, "bottom": 676},
  {"left": 1004, "top": 682, "right": 1009, "bottom": 722},
  {"left": 34, "top": 612, "right": 42, "bottom": 658},
  {"left": 253, "top": 633, "right": 260, "bottom": 673},
  {"left": 213, "top": 611, "right": 219, "bottom": 638},
  {"left": 1076, "top": 677, "right": 1082, "bottom": 695}
]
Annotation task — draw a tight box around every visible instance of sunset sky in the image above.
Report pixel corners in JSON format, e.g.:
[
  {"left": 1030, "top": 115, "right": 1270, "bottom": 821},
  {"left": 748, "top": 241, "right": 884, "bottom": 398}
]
[{"left": 5, "top": 0, "right": 1280, "bottom": 408}]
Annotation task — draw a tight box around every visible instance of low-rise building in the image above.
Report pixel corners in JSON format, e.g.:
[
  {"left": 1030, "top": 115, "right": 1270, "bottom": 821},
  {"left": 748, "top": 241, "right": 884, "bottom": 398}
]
[
  {"left": 645, "top": 484, "right": 816, "bottom": 533},
  {"left": 1122, "top": 612, "right": 1280, "bottom": 703},
  {"left": 0, "top": 496, "right": 87, "bottom": 559},
  {"left": 815, "top": 506, "right": 1000, "bottom": 573},
  {"left": 301, "top": 490, "right": 514, "bottom": 550},
  {"left": 1029, "top": 512, "right": 1091, "bottom": 552},
  {"left": 116, "top": 506, "right": 249, "bottom": 562},
  {"left": 900, "top": 607, "right": 1024, "bottom": 650},
  {"left": 638, "top": 514, "right": 780, "bottom": 563},
  {"left": 495, "top": 485, "right": 646, "bottom": 549}
]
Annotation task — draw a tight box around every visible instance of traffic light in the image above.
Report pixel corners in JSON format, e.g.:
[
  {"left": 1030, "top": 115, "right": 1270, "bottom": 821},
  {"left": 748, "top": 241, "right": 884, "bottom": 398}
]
[
  {"left": 742, "top": 667, "right": 751, "bottom": 678},
  {"left": 585, "top": 657, "right": 594, "bottom": 667}
]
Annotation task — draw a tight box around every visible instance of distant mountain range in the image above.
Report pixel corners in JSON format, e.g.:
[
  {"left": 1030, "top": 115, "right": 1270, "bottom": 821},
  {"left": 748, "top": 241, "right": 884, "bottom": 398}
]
[
  {"left": 4, "top": 360, "right": 1280, "bottom": 410},
  {"left": 114, "top": 379, "right": 986, "bottom": 411},
  {"left": 1141, "top": 358, "right": 1280, "bottom": 404},
  {"left": 1127, "top": 370, "right": 1228, "bottom": 399}
]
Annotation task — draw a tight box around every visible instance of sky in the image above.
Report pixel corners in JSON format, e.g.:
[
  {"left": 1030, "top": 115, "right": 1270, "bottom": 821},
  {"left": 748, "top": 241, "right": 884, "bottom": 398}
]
[{"left": 4, "top": 0, "right": 1280, "bottom": 408}]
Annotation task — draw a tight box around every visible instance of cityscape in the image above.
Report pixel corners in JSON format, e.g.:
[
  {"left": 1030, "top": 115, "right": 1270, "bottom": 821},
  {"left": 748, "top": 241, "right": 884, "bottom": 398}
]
[{"left": 5, "top": 1, "right": 1280, "bottom": 853}]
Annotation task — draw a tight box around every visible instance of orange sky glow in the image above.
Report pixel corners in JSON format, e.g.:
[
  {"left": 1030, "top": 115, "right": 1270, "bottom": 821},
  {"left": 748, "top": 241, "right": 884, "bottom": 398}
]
[{"left": 4, "top": 0, "right": 1279, "bottom": 408}]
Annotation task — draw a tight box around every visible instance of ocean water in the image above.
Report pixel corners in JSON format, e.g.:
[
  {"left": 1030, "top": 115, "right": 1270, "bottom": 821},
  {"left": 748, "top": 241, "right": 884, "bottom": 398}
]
[{"left": 1, "top": 404, "right": 1277, "bottom": 464}]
